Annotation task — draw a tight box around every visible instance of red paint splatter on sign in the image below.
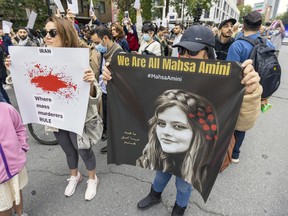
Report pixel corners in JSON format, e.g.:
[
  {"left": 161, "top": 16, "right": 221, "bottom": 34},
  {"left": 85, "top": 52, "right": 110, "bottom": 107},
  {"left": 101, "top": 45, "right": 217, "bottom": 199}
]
[{"left": 26, "top": 63, "right": 78, "bottom": 100}]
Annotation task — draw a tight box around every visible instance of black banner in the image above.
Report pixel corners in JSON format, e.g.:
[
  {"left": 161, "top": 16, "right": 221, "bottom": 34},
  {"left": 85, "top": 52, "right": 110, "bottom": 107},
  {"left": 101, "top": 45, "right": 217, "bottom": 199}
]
[{"left": 107, "top": 53, "right": 244, "bottom": 202}]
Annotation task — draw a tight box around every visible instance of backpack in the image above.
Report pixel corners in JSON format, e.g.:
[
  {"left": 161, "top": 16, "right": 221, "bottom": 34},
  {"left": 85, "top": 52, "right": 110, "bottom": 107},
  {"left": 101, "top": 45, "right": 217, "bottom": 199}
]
[{"left": 239, "top": 36, "right": 281, "bottom": 99}]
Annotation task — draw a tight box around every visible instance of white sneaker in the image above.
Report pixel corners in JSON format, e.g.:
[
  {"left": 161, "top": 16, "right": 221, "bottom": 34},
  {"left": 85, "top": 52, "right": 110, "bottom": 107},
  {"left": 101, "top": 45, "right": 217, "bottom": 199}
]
[
  {"left": 231, "top": 158, "right": 240, "bottom": 163},
  {"left": 64, "top": 172, "right": 83, "bottom": 197},
  {"left": 85, "top": 175, "right": 99, "bottom": 201}
]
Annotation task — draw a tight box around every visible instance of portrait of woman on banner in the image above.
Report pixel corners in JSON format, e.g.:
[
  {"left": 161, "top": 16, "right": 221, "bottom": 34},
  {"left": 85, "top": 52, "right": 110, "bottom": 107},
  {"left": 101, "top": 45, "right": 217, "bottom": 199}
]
[{"left": 137, "top": 89, "right": 219, "bottom": 190}]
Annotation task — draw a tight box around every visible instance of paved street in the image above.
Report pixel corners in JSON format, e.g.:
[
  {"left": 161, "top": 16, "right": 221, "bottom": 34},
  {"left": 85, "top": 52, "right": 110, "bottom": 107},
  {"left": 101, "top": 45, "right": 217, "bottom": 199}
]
[{"left": 6, "top": 44, "right": 288, "bottom": 216}]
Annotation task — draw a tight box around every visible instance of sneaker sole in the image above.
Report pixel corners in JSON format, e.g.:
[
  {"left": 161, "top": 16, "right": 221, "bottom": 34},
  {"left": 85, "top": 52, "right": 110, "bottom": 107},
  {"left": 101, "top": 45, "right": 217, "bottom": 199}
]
[
  {"left": 137, "top": 198, "right": 162, "bottom": 210},
  {"left": 65, "top": 175, "right": 83, "bottom": 197}
]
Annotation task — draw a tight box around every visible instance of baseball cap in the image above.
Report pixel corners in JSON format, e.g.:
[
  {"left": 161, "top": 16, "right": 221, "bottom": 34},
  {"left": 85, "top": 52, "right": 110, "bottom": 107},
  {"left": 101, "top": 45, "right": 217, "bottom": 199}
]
[
  {"left": 243, "top": 11, "right": 262, "bottom": 26},
  {"left": 218, "top": 18, "right": 237, "bottom": 29},
  {"left": 173, "top": 25, "right": 215, "bottom": 51}
]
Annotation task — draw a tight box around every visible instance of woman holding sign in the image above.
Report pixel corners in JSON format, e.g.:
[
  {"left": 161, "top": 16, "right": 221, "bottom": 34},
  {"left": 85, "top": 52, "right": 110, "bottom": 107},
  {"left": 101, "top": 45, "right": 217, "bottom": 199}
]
[
  {"left": 44, "top": 16, "right": 102, "bottom": 201},
  {"left": 102, "top": 25, "right": 262, "bottom": 216},
  {"left": 5, "top": 16, "right": 102, "bottom": 201}
]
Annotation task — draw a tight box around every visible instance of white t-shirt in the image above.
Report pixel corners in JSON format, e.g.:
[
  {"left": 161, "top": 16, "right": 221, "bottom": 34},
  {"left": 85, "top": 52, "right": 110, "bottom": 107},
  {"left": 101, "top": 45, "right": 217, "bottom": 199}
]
[{"left": 171, "top": 34, "right": 183, "bottom": 57}]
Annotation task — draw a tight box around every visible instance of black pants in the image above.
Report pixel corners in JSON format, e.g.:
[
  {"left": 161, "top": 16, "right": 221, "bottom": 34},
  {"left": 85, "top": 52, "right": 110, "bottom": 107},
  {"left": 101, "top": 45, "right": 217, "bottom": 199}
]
[{"left": 102, "top": 93, "right": 107, "bottom": 133}]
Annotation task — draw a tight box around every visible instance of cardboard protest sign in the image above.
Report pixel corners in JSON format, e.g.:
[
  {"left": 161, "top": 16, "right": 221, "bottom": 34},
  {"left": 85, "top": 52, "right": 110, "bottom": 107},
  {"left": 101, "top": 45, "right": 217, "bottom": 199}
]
[
  {"left": 2, "top": 21, "right": 13, "bottom": 34},
  {"left": 134, "top": 0, "right": 140, "bottom": 10},
  {"left": 67, "top": 0, "right": 79, "bottom": 14},
  {"left": 54, "top": 0, "right": 65, "bottom": 13},
  {"left": 107, "top": 53, "right": 245, "bottom": 202},
  {"left": 27, "top": 11, "right": 37, "bottom": 29},
  {"left": 9, "top": 47, "right": 90, "bottom": 135}
]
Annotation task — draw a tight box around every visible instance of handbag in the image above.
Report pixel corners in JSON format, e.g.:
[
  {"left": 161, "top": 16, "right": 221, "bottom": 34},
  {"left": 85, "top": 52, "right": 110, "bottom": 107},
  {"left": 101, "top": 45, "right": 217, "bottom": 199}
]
[{"left": 77, "top": 114, "right": 103, "bottom": 149}]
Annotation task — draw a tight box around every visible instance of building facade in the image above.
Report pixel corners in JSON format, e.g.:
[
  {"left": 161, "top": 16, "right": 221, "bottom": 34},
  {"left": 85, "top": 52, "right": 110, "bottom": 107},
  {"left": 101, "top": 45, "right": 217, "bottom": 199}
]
[{"left": 201, "top": 0, "right": 240, "bottom": 25}]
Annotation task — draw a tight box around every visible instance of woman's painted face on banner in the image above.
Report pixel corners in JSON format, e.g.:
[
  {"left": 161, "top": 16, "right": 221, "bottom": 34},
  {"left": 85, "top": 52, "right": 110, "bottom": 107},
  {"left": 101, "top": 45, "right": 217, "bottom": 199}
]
[{"left": 156, "top": 106, "right": 193, "bottom": 154}]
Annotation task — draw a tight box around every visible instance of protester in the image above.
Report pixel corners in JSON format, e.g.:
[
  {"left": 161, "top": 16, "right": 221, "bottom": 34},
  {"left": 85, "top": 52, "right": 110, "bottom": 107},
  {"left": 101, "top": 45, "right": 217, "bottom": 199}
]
[
  {"left": 102, "top": 25, "right": 262, "bottom": 216},
  {"left": 0, "top": 102, "right": 29, "bottom": 216},
  {"left": 6, "top": 16, "right": 102, "bottom": 201},
  {"left": 135, "top": 7, "right": 161, "bottom": 56},
  {"left": 89, "top": 26, "right": 123, "bottom": 153},
  {"left": 170, "top": 23, "right": 184, "bottom": 57},
  {"left": 226, "top": 11, "right": 273, "bottom": 163},
  {"left": 268, "top": 19, "right": 285, "bottom": 57},
  {"left": 111, "top": 23, "right": 130, "bottom": 53},
  {"left": 13, "top": 27, "right": 37, "bottom": 46},
  {"left": 154, "top": 26, "right": 169, "bottom": 56},
  {"left": 215, "top": 18, "right": 236, "bottom": 60},
  {"left": 123, "top": 20, "right": 139, "bottom": 52}
]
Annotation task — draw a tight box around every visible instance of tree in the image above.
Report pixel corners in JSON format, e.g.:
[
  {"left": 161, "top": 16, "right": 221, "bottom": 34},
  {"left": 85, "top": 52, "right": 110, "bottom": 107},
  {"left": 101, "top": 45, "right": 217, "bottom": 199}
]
[
  {"left": 186, "top": 0, "right": 215, "bottom": 22},
  {"left": 237, "top": 4, "right": 252, "bottom": 23},
  {"left": 114, "top": 0, "right": 152, "bottom": 23},
  {"left": 0, "top": 0, "right": 49, "bottom": 30}
]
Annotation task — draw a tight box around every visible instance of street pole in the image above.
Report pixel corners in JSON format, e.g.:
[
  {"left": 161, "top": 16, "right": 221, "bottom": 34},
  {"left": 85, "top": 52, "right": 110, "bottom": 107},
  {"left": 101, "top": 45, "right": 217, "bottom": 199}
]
[
  {"left": 45, "top": 0, "right": 52, "bottom": 17},
  {"left": 162, "top": 0, "right": 166, "bottom": 22}
]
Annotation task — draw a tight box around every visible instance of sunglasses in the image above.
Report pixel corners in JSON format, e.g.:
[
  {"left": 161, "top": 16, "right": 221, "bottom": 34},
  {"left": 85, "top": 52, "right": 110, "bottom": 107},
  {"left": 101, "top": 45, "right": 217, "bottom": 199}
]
[
  {"left": 42, "top": 29, "right": 58, "bottom": 38},
  {"left": 178, "top": 46, "right": 207, "bottom": 56}
]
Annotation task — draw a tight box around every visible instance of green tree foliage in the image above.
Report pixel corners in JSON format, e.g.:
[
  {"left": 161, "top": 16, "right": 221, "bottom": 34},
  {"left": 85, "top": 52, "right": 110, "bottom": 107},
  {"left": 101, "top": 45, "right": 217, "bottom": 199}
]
[
  {"left": 115, "top": 0, "right": 152, "bottom": 23},
  {"left": 186, "top": 0, "right": 214, "bottom": 21},
  {"left": 237, "top": 4, "right": 252, "bottom": 23},
  {"left": 0, "top": 0, "right": 49, "bottom": 30}
]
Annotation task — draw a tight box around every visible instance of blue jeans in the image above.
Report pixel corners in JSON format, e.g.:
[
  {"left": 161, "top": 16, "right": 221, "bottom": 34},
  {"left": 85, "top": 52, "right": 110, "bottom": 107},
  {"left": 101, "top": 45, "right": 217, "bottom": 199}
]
[
  {"left": 232, "top": 130, "right": 246, "bottom": 159},
  {"left": 152, "top": 170, "right": 192, "bottom": 208}
]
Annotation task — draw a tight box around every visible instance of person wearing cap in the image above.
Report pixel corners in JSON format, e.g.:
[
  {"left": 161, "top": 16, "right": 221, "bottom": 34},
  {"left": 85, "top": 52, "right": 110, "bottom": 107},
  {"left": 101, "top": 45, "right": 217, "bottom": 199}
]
[
  {"left": 102, "top": 24, "right": 262, "bottom": 216},
  {"left": 215, "top": 18, "right": 237, "bottom": 60},
  {"left": 226, "top": 11, "right": 273, "bottom": 164},
  {"left": 13, "top": 27, "right": 37, "bottom": 47}
]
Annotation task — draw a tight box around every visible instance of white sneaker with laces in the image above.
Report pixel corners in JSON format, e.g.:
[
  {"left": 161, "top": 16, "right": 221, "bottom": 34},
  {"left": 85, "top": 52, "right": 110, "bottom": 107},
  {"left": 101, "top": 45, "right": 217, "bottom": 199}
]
[
  {"left": 64, "top": 172, "right": 82, "bottom": 197},
  {"left": 85, "top": 175, "right": 99, "bottom": 201}
]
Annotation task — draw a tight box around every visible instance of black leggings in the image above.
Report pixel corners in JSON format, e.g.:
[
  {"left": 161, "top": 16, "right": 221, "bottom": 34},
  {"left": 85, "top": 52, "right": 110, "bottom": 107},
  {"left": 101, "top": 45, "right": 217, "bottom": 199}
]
[{"left": 54, "top": 129, "right": 96, "bottom": 171}]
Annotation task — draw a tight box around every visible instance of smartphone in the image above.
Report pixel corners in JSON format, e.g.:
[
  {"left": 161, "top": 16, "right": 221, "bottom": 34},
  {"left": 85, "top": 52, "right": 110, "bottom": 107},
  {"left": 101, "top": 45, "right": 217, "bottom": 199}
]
[{"left": 124, "top": 11, "right": 129, "bottom": 18}]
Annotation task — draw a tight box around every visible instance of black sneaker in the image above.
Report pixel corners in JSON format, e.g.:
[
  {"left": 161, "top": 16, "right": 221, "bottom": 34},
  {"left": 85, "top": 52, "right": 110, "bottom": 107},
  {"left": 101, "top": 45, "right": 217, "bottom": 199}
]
[{"left": 171, "top": 202, "right": 187, "bottom": 216}]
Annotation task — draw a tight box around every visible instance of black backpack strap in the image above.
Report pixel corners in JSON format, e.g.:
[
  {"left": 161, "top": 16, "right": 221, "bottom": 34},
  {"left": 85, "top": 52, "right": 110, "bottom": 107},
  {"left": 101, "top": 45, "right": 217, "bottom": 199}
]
[
  {"left": 238, "top": 36, "right": 256, "bottom": 46},
  {"left": 239, "top": 36, "right": 267, "bottom": 46}
]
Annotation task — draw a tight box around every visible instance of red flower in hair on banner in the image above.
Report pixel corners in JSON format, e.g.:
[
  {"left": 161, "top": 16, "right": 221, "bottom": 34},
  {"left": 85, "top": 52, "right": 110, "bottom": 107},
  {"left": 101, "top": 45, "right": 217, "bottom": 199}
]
[
  {"left": 211, "top": 124, "right": 217, "bottom": 131},
  {"left": 199, "top": 118, "right": 205, "bottom": 124},
  {"left": 203, "top": 124, "right": 210, "bottom": 131},
  {"left": 197, "top": 111, "right": 204, "bottom": 117},
  {"left": 207, "top": 114, "right": 214, "bottom": 121},
  {"left": 206, "top": 135, "right": 212, "bottom": 140}
]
